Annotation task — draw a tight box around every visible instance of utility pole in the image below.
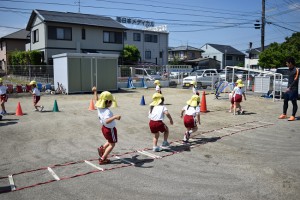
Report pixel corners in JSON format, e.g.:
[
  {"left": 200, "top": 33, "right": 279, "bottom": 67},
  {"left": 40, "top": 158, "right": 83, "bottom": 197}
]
[{"left": 261, "top": 0, "right": 265, "bottom": 52}]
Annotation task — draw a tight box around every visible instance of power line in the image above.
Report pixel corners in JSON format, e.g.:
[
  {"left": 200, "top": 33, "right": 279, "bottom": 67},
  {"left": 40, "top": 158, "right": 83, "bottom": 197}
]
[
  {"left": 96, "top": 0, "right": 260, "bottom": 17},
  {"left": 0, "top": 0, "right": 260, "bottom": 21}
]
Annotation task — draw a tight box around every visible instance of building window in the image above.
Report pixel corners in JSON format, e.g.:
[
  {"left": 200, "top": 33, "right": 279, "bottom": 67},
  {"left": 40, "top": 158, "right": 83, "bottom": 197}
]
[
  {"left": 48, "top": 26, "right": 72, "bottom": 40},
  {"left": 82, "top": 28, "right": 86, "bottom": 40},
  {"left": 236, "top": 56, "right": 243, "bottom": 61},
  {"left": 145, "top": 34, "right": 157, "bottom": 43},
  {"left": 145, "top": 51, "right": 151, "bottom": 59},
  {"left": 103, "top": 31, "right": 122, "bottom": 44},
  {"left": 33, "top": 29, "right": 39, "bottom": 43},
  {"left": 133, "top": 33, "right": 141, "bottom": 41},
  {"left": 123, "top": 32, "right": 127, "bottom": 41},
  {"left": 159, "top": 51, "right": 163, "bottom": 58},
  {"left": 226, "top": 55, "right": 232, "bottom": 60}
]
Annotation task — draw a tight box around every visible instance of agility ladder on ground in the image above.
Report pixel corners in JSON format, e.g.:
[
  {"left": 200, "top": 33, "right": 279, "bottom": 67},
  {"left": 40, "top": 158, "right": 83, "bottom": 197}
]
[{"left": 0, "top": 120, "right": 274, "bottom": 194}]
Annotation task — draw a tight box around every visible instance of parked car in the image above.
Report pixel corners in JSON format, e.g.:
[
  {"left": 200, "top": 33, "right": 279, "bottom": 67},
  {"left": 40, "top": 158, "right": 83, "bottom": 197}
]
[
  {"left": 134, "top": 68, "right": 161, "bottom": 81},
  {"left": 182, "top": 69, "right": 219, "bottom": 89},
  {"left": 169, "top": 72, "right": 180, "bottom": 79}
]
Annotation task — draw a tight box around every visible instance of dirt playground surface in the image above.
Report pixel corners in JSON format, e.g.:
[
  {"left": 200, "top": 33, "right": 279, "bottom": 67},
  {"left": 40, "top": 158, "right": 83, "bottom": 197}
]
[{"left": 0, "top": 88, "right": 299, "bottom": 200}]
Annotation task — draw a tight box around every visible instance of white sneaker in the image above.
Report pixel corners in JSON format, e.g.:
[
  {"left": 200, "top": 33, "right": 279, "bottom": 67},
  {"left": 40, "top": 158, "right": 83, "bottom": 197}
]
[
  {"left": 40, "top": 106, "right": 44, "bottom": 112},
  {"left": 153, "top": 146, "right": 161, "bottom": 152}
]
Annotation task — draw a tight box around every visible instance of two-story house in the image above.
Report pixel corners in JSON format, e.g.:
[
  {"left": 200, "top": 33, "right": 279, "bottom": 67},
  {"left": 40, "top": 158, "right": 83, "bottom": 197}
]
[
  {"left": 168, "top": 45, "right": 204, "bottom": 63},
  {"left": 0, "top": 29, "right": 29, "bottom": 72},
  {"left": 124, "top": 28, "right": 168, "bottom": 65},
  {"left": 26, "top": 9, "right": 127, "bottom": 64},
  {"left": 25, "top": 9, "right": 169, "bottom": 66},
  {"left": 200, "top": 43, "right": 245, "bottom": 69}
]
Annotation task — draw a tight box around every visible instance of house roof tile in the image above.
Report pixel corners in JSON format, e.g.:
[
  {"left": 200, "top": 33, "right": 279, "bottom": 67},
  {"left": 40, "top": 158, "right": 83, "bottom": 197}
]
[{"left": 26, "top": 9, "right": 127, "bottom": 30}]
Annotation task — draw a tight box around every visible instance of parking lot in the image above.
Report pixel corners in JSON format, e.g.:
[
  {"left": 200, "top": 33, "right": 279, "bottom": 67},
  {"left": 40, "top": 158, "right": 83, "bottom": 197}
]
[{"left": 0, "top": 87, "right": 299, "bottom": 200}]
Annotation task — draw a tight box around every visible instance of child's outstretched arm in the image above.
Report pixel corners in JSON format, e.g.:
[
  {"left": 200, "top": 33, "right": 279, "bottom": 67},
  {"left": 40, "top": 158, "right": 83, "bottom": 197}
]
[
  {"left": 106, "top": 115, "right": 121, "bottom": 124},
  {"left": 243, "top": 92, "right": 247, "bottom": 100},
  {"left": 92, "top": 86, "right": 98, "bottom": 101},
  {"left": 180, "top": 109, "right": 185, "bottom": 118},
  {"left": 165, "top": 111, "right": 173, "bottom": 125}
]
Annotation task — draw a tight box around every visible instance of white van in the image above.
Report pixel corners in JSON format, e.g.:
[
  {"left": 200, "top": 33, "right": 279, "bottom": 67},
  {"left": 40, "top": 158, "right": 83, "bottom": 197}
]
[{"left": 134, "top": 68, "right": 161, "bottom": 81}]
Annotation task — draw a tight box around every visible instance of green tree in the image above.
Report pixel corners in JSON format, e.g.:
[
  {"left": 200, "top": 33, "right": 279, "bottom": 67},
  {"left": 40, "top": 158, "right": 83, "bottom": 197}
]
[
  {"left": 258, "top": 32, "right": 300, "bottom": 69},
  {"left": 121, "top": 45, "right": 141, "bottom": 64}
]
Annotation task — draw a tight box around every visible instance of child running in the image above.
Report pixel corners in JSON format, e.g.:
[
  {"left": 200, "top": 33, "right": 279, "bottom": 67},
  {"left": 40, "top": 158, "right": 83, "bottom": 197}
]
[
  {"left": 190, "top": 81, "right": 199, "bottom": 95},
  {"left": 92, "top": 87, "right": 121, "bottom": 165},
  {"left": 29, "top": 80, "right": 44, "bottom": 112},
  {"left": 148, "top": 93, "right": 173, "bottom": 152},
  {"left": 0, "top": 78, "right": 8, "bottom": 115},
  {"left": 154, "top": 80, "right": 162, "bottom": 94},
  {"left": 228, "top": 80, "right": 240, "bottom": 113},
  {"left": 231, "top": 80, "right": 246, "bottom": 115},
  {"left": 180, "top": 95, "right": 201, "bottom": 142}
]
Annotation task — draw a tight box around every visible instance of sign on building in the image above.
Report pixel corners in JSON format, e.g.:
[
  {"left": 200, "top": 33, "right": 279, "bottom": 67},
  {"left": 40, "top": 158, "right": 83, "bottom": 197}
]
[{"left": 116, "top": 17, "right": 155, "bottom": 27}]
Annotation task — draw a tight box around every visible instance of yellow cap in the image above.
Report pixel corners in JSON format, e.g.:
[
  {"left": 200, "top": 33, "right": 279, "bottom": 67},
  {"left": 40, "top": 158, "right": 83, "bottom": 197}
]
[
  {"left": 95, "top": 91, "right": 116, "bottom": 108},
  {"left": 236, "top": 79, "right": 243, "bottom": 84},
  {"left": 191, "top": 81, "right": 197, "bottom": 86},
  {"left": 237, "top": 83, "right": 244, "bottom": 88},
  {"left": 186, "top": 95, "right": 200, "bottom": 107},
  {"left": 29, "top": 80, "right": 37, "bottom": 85},
  {"left": 154, "top": 80, "right": 160, "bottom": 85},
  {"left": 150, "top": 93, "right": 163, "bottom": 106}
]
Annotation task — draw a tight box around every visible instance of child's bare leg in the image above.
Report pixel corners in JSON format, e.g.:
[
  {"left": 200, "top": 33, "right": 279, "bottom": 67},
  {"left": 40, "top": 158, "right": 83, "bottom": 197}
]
[
  {"left": 1, "top": 101, "right": 5, "bottom": 111},
  {"left": 102, "top": 142, "right": 115, "bottom": 159},
  {"left": 153, "top": 132, "right": 159, "bottom": 147},
  {"left": 233, "top": 102, "right": 237, "bottom": 115},
  {"left": 163, "top": 126, "right": 169, "bottom": 141}
]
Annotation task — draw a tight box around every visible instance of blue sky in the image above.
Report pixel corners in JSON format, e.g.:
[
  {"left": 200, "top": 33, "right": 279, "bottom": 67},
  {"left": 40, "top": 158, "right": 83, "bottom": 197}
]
[{"left": 0, "top": 0, "right": 299, "bottom": 53}]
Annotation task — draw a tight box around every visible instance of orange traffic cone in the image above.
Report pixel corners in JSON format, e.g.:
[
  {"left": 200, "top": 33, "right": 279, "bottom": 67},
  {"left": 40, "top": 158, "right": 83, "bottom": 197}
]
[
  {"left": 88, "top": 99, "right": 96, "bottom": 110},
  {"left": 15, "top": 102, "right": 23, "bottom": 116},
  {"left": 200, "top": 91, "right": 207, "bottom": 113}
]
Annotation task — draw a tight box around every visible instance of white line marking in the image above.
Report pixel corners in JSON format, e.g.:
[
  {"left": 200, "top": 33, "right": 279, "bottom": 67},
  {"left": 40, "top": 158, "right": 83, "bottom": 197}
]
[
  {"left": 115, "top": 156, "right": 135, "bottom": 165},
  {"left": 84, "top": 160, "right": 104, "bottom": 171},
  {"left": 222, "top": 128, "right": 241, "bottom": 132},
  {"left": 47, "top": 167, "right": 60, "bottom": 181},
  {"left": 137, "top": 151, "right": 161, "bottom": 159},
  {"left": 172, "top": 141, "right": 184, "bottom": 146},
  {"left": 8, "top": 175, "right": 16, "bottom": 191},
  {"left": 160, "top": 146, "right": 177, "bottom": 152}
]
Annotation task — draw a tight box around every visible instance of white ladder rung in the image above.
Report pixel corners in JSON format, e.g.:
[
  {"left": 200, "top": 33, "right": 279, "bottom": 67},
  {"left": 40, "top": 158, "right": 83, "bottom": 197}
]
[{"left": 84, "top": 160, "right": 104, "bottom": 171}]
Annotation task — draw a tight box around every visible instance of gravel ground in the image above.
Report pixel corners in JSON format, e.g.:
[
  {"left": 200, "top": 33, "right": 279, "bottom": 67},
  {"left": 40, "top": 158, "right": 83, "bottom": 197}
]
[{"left": 0, "top": 87, "right": 299, "bottom": 200}]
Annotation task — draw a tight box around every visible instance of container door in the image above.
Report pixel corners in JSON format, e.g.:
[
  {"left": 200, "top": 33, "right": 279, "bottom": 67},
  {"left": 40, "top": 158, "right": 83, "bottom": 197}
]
[
  {"left": 96, "top": 59, "right": 118, "bottom": 91},
  {"left": 80, "top": 58, "right": 92, "bottom": 92},
  {"left": 68, "top": 58, "right": 81, "bottom": 93}
]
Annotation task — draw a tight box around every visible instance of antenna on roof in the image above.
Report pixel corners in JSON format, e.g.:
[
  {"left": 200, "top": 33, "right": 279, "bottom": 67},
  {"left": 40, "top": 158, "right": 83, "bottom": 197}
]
[{"left": 75, "top": 0, "right": 81, "bottom": 13}]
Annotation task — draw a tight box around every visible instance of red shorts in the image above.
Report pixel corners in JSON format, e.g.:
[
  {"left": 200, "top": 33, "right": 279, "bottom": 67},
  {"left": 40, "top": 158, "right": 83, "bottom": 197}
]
[
  {"left": 102, "top": 126, "right": 118, "bottom": 143},
  {"left": 0, "top": 94, "right": 8, "bottom": 102},
  {"left": 33, "top": 95, "right": 40, "bottom": 104},
  {"left": 149, "top": 120, "right": 167, "bottom": 133},
  {"left": 233, "top": 94, "right": 242, "bottom": 103},
  {"left": 184, "top": 115, "right": 196, "bottom": 128}
]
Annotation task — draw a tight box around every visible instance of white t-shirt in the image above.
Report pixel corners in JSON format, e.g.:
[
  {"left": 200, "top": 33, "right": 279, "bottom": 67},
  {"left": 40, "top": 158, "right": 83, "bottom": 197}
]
[
  {"left": 148, "top": 105, "right": 167, "bottom": 121},
  {"left": 155, "top": 85, "right": 161, "bottom": 92},
  {"left": 233, "top": 86, "right": 243, "bottom": 96},
  {"left": 192, "top": 87, "right": 197, "bottom": 94},
  {"left": 32, "top": 87, "right": 41, "bottom": 96},
  {"left": 182, "top": 105, "right": 200, "bottom": 117},
  {"left": 97, "top": 108, "right": 116, "bottom": 128},
  {"left": 0, "top": 85, "right": 8, "bottom": 95}
]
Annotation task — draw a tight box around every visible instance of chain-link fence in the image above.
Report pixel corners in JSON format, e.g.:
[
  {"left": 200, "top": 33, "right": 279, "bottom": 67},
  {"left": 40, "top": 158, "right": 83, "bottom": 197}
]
[{"left": 5, "top": 65, "right": 54, "bottom": 85}]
